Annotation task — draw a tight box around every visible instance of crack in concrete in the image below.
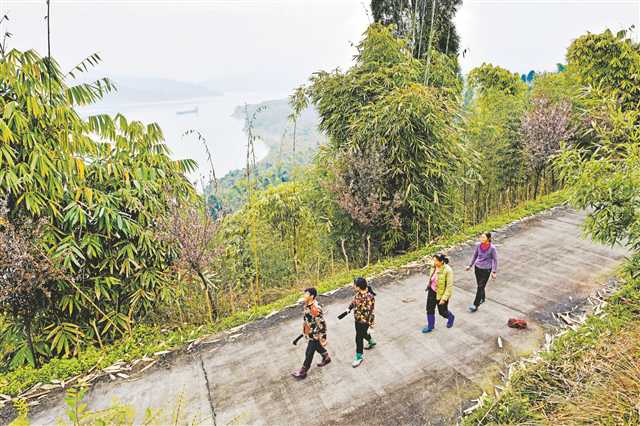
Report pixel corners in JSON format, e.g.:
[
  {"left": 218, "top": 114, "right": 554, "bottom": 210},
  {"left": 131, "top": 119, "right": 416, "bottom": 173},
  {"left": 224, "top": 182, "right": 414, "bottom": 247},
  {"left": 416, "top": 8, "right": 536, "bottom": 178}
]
[{"left": 199, "top": 355, "right": 217, "bottom": 426}]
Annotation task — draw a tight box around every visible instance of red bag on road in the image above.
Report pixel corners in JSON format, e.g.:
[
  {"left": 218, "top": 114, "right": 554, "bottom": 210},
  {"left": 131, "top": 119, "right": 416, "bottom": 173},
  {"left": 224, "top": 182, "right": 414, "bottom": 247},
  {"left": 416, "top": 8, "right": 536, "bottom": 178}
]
[{"left": 508, "top": 318, "right": 528, "bottom": 329}]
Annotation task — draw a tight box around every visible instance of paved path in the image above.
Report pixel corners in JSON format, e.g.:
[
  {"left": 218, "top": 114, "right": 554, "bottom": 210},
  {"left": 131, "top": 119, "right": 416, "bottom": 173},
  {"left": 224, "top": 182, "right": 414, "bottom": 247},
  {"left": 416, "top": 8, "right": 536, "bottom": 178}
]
[{"left": 27, "top": 208, "right": 628, "bottom": 426}]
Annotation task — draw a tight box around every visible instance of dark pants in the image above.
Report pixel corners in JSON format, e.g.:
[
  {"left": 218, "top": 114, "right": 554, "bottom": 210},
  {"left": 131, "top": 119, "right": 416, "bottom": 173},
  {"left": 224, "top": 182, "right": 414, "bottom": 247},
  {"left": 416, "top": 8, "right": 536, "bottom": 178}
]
[
  {"left": 473, "top": 267, "right": 491, "bottom": 307},
  {"left": 303, "top": 339, "right": 327, "bottom": 369},
  {"left": 355, "top": 322, "right": 371, "bottom": 354},
  {"left": 426, "top": 287, "right": 450, "bottom": 318}
]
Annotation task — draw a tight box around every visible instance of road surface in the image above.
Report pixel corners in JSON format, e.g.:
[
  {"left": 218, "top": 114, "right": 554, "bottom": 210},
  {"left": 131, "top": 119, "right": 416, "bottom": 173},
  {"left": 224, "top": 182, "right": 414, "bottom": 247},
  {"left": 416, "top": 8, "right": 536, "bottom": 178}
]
[{"left": 26, "top": 208, "right": 628, "bottom": 426}]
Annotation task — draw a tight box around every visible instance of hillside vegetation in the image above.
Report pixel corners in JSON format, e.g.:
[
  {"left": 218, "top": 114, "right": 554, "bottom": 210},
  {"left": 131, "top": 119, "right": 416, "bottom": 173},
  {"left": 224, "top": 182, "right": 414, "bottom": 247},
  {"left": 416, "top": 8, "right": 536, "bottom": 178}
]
[
  {"left": 1, "top": 19, "right": 637, "bottom": 415},
  {"left": 212, "top": 98, "right": 324, "bottom": 212}
]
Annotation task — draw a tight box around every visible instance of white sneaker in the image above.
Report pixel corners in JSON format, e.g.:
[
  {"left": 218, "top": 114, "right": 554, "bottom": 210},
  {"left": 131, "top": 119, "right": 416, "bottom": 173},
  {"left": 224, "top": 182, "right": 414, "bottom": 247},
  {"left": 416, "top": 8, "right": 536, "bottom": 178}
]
[{"left": 352, "top": 356, "right": 363, "bottom": 368}]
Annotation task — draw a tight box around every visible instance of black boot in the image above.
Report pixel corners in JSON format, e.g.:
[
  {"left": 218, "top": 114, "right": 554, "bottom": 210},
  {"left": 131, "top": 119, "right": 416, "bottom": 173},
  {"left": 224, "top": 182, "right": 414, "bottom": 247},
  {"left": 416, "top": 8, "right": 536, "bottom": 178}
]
[{"left": 317, "top": 352, "right": 331, "bottom": 367}]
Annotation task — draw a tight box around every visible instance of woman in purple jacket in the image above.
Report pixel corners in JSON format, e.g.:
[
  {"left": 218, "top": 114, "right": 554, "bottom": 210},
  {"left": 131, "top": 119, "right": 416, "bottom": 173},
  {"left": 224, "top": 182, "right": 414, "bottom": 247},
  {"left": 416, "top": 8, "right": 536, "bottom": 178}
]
[{"left": 466, "top": 232, "right": 498, "bottom": 312}]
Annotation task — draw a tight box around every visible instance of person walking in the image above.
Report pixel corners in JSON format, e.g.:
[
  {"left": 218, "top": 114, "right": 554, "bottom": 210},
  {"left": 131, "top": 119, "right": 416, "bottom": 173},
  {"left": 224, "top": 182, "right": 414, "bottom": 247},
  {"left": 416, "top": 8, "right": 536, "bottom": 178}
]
[
  {"left": 346, "top": 277, "right": 376, "bottom": 368},
  {"left": 422, "top": 254, "right": 455, "bottom": 333},
  {"left": 466, "top": 232, "right": 498, "bottom": 312},
  {"left": 292, "top": 287, "right": 331, "bottom": 379}
]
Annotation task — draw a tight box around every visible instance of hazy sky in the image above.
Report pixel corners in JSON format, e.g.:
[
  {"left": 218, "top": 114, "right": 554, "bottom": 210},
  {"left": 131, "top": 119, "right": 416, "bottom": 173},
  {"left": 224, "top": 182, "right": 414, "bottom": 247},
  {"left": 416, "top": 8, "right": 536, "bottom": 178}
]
[{"left": 2, "top": 0, "right": 639, "bottom": 91}]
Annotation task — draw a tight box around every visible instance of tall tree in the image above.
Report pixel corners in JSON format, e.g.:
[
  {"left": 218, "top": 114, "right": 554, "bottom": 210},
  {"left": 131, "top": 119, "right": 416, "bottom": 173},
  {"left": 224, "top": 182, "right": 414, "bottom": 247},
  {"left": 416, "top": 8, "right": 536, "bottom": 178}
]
[
  {"left": 301, "top": 24, "right": 465, "bottom": 252},
  {"left": 371, "top": 0, "right": 463, "bottom": 57},
  {"left": 567, "top": 28, "right": 640, "bottom": 114}
]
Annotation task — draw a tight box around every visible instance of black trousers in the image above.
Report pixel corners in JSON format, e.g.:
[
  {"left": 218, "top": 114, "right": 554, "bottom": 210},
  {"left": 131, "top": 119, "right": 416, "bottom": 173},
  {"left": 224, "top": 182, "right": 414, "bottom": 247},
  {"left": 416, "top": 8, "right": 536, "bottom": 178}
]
[
  {"left": 426, "top": 287, "right": 450, "bottom": 318},
  {"left": 473, "top": 266, "right": 491, "bottom": 307},
  {"left": 303, "top": 338, "right": 327, "bottom": 369},
  {"left": 355, "top": 322, "right": 371, "bottom": 354}
]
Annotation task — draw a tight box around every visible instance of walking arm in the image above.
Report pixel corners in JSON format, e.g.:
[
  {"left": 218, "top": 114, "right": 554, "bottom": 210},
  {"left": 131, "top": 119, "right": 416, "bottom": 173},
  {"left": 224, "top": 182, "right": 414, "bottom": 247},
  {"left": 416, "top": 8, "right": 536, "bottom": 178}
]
[
  {"left": 467, "top": 246, "right": 479, "bottom": 270},
  {"left": 442, "top": 268, "right": 453, "bottom": 301},
  {"left": 491, "top": 247, "right": 498, "bottom": 277}
]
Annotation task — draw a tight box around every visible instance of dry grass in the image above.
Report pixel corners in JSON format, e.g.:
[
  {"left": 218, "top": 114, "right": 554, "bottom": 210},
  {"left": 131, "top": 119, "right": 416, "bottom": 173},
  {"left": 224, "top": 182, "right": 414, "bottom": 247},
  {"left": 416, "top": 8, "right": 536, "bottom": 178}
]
[{"left": 545, "top": 325, "right": 640, "bottom": 425}]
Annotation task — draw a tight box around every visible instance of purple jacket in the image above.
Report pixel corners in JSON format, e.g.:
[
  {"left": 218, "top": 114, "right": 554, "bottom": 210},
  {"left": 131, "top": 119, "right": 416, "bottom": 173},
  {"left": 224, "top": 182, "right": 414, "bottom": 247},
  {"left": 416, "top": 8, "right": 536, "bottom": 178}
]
[{"left": 469, "top": 243, "right": 498, "bottom": 273}]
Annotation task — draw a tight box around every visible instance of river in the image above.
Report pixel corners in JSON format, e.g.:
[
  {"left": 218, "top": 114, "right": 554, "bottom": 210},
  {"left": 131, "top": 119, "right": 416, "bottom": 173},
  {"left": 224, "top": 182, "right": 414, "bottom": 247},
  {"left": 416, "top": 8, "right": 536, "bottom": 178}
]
[{"left": 81, "top": 91, "right": 287, "bottom": 185}]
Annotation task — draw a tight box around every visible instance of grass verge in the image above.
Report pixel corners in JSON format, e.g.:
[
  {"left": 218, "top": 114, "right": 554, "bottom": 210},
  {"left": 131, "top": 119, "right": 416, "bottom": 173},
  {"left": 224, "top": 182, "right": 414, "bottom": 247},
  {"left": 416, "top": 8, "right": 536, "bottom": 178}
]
[
  {"left": 1, "top": 191, "right": 567, "bottom": 398},
  {"left": 462, "top": 255, "right": 640, "bottom": 425}
]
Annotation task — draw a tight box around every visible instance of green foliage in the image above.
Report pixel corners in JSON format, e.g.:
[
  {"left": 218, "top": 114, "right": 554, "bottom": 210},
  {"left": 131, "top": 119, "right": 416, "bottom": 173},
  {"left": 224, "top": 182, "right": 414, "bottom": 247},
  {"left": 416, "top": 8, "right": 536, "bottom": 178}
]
[
  {"left": 563, "top": 29, "right": 640, "bottom": 152},
  {"left": 461, "top": 59, "right": 581, "bottom": 224},
  {"left": 557, "top": 29, "right": 640, "bottom": 253},
  {"left": 463, "top": 88, "right": 526, "bottom": 193},
  {"left": 465, "top": 28, "right": 640, "bottom": 426},
  {"left": 0, "top": 49, "right": 196, "bottom": 367},
  {"left": 2, "top": 19, "right": 615, "bottom": 410},
  {"left": 308, "top": 24, "right": 461, "bottom": 144},
  {"left": 350, "top": 83, "right": 463, "bottom": 229},
  {"left": 214, "top": 179, "right": 330, "bottom": 307},
  {"left": 371, "top": 0, "right": 463, "bottom": 56},
  {"left": 468, "top": 63, "right": 527, "bottom": 97},
  {"left": 305, "top": 24, "right": 464, "bottom": 252},
  {"left": 567, "top": 28, "right": 640, "bottom": 113},
  {"left": 529, "top": 70, "right": 580, "bottom": 107},
  {"left": 557, "top": 118, "right": 640, "bottom": 253},
  {"left": 463, "top": 65, "right": 528, "bottom": 214},
  {"left": 209, "top": 150, "right": 314, "bottom": 213}
]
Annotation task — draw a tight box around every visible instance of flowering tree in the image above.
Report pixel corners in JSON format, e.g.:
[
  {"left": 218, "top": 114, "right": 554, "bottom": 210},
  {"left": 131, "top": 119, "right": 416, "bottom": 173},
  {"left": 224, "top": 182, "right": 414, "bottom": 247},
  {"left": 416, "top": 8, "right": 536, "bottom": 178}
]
[
  {"left": 155, "top": 201, "right": 220, "bottom": 323},
  {"left": 0, "top": 202, "right": 63, "bottom": 367},
  {"left": 327, "top": 147, "right": 403, "bottom": 265},
  {"left": 521, "top": 97, "right": 574, "bottom": 198}
]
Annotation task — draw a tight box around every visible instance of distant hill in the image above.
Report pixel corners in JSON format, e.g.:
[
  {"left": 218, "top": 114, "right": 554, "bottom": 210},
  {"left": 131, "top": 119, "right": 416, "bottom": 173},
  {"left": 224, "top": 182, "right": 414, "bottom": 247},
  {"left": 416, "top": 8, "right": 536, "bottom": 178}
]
[
  {"left": 231, "top": 98, "right": 327, "bottom": 160},
  {"left": 207, "top": 98, "right": 326, "bottom": 213},
  {"left": 97, "top": 76, "right": 221, "bottom": 106}
]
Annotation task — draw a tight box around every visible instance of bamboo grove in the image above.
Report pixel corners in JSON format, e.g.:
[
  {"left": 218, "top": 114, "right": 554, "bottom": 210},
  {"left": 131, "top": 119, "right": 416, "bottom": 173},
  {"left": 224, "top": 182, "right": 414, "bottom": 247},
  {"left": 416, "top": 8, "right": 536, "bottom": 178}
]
[{"left": 1, "top": 24, "right": 638, "bottom": 372}]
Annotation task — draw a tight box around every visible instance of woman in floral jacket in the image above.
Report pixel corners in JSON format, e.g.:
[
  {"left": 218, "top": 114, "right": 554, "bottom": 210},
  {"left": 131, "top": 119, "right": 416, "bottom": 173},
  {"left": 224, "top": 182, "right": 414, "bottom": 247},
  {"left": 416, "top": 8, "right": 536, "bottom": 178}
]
[
  {"left": 292, "top": 287, "right": 331, "bottom": 380},
  {"left": 349, "top": 277, "right": 376, "bottom": 368}
]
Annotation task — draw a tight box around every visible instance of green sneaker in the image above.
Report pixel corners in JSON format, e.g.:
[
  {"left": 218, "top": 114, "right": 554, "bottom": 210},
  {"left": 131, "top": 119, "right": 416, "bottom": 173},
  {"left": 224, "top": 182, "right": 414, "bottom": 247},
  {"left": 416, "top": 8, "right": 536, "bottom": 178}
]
[
  {"left": 352, "top": 353, "right": 364, "bottom": 368},
  {"left": 365, "top": 338, "right": 377, "bottom": 350}
]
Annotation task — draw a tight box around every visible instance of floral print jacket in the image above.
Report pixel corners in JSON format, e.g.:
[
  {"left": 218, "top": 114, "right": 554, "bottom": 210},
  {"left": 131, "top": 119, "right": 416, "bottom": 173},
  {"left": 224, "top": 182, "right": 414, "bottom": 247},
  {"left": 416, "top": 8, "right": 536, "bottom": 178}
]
[
  {"left": 303, "top": 300, "right": 327, "bottom": 345},
  {"left": 349, "top": 290, "right": 375, "bottom": 326}
]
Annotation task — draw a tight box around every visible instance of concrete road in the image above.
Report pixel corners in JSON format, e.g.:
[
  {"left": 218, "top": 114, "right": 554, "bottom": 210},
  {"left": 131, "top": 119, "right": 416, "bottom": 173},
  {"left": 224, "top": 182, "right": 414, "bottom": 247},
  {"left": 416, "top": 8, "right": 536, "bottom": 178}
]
[{"left": 26, "top": 208, "right": 628, "bottom": 426}]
